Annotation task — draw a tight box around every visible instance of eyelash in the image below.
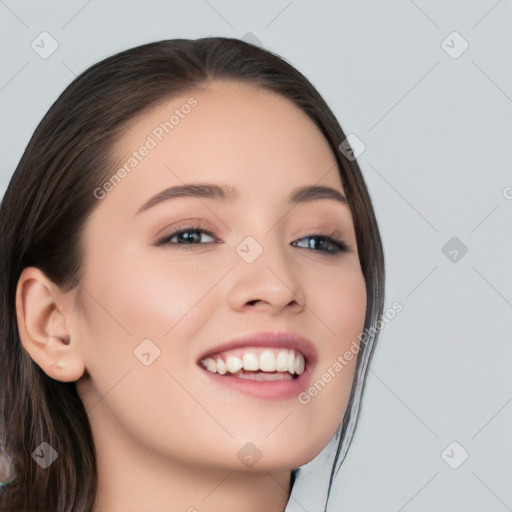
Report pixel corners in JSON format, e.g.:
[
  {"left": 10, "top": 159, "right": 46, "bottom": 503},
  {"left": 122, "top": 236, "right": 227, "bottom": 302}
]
[{"left": 154, "top": 224, "right": 351, "bottom": 256}]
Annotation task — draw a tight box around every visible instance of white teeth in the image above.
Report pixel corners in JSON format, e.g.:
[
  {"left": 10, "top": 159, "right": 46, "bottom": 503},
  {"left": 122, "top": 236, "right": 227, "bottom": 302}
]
[
  {"left": 259, "top": 350, "right": 276, "bottom": 372},
  {"left": 287, "top": 350, "right": 295, "bottom": 374},
  {"left": 242, "top": 353, "right": 259, "bottom": 371},
  {"left": 226, "top": 355, "right": 243, "bottom": 373},
  {"left": 275, "top": 349, "right": 289, "bottom": 372},
  {"left": 201, "top": 348, "right": 306, "bottom": 377},
  {"left": 216, "top": 357, "right": 227, "bottom": 375},
  {"left": 203, "top": 357, "right": 217, "bottom": 373},
  {"left": 294, "top": 353, "right": 305, "bottom": 374}
]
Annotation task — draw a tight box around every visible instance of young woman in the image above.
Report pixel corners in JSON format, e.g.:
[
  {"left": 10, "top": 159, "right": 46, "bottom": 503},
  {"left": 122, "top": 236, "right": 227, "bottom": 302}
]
[{"left": 0, "top": 37, "right": 384, "bottom": 511}]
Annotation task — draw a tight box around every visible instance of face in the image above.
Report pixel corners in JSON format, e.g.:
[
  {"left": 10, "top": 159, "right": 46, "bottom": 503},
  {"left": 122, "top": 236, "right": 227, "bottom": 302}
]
[{"left": 72, "top": 80, "right": 367, "bottom": 473}]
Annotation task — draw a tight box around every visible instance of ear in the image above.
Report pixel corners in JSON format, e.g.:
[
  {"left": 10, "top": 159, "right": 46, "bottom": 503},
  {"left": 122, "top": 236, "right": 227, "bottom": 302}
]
[{"left": 15, "top": 267, "right": 85, "bottom": 383}]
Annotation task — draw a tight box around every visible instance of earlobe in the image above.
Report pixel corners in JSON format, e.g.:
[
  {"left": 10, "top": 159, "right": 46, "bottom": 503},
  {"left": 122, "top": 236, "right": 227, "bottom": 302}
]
[{"left": 15, "top": 267, "right": 85, "bottom": 383}]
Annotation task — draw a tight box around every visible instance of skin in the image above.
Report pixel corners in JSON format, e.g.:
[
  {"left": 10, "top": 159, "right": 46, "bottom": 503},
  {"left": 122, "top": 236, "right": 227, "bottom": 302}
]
[{"left": 16, "top": 80, "right": 367, "bottom": 512}]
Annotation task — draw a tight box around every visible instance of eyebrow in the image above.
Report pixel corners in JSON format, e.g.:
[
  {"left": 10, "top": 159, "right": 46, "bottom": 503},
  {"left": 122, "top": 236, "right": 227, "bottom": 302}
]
[{"left": 135, "top": 183, "right": 348, "bottom": 215}]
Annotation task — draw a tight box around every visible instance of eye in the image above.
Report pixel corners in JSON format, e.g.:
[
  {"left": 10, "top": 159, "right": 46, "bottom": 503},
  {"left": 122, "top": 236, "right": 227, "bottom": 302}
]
[
  {"left": 153, "top": 223, "right": 351, "bottom": 255},
  {"left": 154, "top": 226, "right": 220, "bottom": 249},
  {"left": 291, "top": 235, "right": 350, "bottom": 255}
]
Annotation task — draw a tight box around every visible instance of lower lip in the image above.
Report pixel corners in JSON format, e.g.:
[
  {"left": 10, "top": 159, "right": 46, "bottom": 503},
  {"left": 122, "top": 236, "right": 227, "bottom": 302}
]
[{"left": 199, "top": 367, "right": 312, "bottom": 400}]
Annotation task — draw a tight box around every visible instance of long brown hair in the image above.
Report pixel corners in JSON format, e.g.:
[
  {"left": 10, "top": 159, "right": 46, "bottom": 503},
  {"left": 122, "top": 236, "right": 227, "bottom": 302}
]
[{"left": 0, "top": 37, "right": 384, "bottom": 511}]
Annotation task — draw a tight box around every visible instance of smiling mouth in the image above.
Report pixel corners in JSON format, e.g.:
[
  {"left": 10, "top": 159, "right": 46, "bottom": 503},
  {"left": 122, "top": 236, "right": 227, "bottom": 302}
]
[{"left": 199, "top": 346, "right": 306, "bottom": 381}]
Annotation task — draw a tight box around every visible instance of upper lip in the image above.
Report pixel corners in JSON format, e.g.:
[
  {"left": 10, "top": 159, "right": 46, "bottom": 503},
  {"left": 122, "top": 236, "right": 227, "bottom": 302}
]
[{"left": 197, "top": 330, "right": 318, "bottom": 368}]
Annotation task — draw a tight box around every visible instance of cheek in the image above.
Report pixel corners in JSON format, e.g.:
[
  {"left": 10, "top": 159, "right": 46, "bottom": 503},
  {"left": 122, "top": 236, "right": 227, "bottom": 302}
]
[
  {"left": 310, "top": 261, "right": 367, "bottom": 346},
  {"left": 75, "top": 260, "right": 229, "bottom": 466},
  {"left": 294, "top": 265, "right": 367, "bottom": 452},
  {"left": 89, "top": 255, "right": 216, "bottom": 339},
  {"left": 75, "top": 255, "right": 222, "bottom": 413}
]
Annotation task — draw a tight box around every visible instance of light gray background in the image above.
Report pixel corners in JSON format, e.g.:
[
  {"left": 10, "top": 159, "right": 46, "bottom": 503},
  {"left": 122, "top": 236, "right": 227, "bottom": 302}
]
[{"left": 1, "top": 1, "right": 511, "bottom": 511}]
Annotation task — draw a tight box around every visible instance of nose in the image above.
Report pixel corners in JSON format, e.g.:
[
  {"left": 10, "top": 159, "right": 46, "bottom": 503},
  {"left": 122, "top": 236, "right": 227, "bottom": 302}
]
[{"left": 226, "top": 241, "right": 306, "bottom": 315}]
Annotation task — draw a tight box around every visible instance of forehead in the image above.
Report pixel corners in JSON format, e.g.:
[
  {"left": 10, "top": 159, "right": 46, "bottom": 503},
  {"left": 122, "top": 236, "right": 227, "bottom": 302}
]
[{"left": 105, "top": 80, "right": 344, "bottom": 209}]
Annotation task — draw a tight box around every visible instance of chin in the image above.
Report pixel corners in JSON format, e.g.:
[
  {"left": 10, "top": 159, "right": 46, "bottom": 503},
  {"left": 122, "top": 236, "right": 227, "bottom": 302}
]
[{"left": 233, "top": 435, "right": 332, "bottom": 473}]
